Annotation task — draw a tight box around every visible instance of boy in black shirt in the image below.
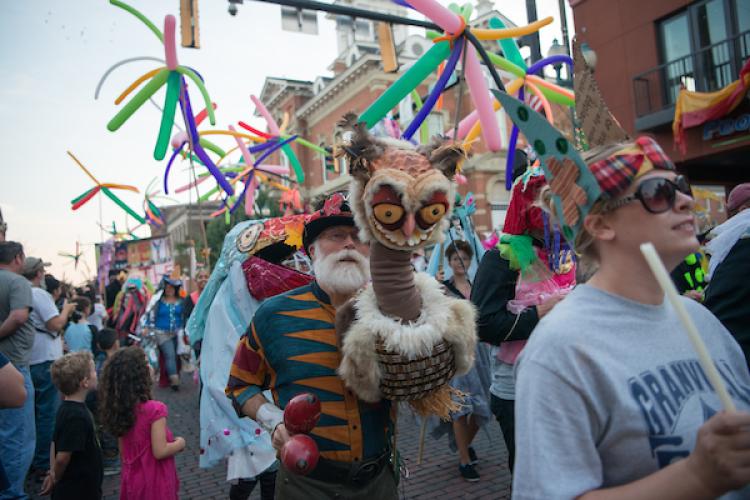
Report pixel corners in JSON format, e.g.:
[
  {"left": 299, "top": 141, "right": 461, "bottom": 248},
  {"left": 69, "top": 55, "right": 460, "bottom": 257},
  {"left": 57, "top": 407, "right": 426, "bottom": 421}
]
[{"left": 41, "top": 351, "right": 103, "bottom": 499}]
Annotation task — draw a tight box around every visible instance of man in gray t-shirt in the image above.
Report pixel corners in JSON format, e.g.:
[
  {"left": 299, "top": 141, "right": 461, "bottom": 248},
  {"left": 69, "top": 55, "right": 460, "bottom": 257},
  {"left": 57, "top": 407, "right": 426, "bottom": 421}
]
[
  {"left": 0, "top": 241, "right": 36, "bottom": 499},
  {"left": 0, "top": 245, "right": 33, "bottom": 366}
]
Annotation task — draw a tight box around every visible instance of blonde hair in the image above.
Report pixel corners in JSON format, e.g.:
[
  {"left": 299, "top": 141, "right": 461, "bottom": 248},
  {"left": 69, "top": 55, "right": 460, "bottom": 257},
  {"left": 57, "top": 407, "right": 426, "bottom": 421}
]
[
  {"left": 538, "top": 140, "right": 637, "bottom": 262},
  {"left": 51, "top": 351, "right": 93, "bottom": 395}
]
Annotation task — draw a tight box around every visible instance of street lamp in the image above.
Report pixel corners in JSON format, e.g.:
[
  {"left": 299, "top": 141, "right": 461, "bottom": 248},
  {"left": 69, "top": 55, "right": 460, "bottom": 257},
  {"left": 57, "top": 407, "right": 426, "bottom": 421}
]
[{"left": 547, "top": 38, "right": 568, "bottom": 83}]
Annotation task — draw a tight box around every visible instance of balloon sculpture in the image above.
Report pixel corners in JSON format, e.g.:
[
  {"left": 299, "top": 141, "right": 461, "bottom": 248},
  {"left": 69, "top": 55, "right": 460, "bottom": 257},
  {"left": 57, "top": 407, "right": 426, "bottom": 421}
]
[
  {"left": 67, "top": 151, "right": 145, "bottom": 224},
  {"left": 103, "top": 1, "right": 232, "bottom": 197},
  {"left": 359, "top": 0, "right": 555, "bottom": 152}
]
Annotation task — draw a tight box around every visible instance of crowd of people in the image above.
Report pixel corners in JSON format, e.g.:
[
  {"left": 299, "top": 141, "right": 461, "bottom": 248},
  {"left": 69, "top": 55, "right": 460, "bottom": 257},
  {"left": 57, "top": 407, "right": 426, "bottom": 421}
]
[{"left": 1, "top": 155, "right": 750, "bottom": 499}]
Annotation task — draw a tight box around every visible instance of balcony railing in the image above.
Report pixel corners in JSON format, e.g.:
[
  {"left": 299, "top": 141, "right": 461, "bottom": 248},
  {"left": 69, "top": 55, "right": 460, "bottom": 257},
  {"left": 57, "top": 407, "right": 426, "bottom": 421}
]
[{"left": 633, "top": 29, "right": 750, "bottom": 120}]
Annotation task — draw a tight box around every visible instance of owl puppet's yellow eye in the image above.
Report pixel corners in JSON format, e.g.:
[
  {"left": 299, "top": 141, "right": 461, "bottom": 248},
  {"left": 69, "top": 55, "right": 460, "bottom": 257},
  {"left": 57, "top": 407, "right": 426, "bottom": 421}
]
[
  {"left": 373, "top": 203, "right": 404, "bottom": 225},
  {"left": 418, "top": 203, "right": 446, "bottom": 226}
]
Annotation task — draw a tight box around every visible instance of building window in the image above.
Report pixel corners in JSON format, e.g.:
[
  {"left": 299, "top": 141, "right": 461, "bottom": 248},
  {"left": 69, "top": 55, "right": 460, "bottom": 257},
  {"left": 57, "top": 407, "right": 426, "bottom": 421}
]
[
  {"left": 487, "top": 178, "right": 511, "bottom": 232},
  {"left": 657, "top": 0, "right": 749, "bottom": 106}
]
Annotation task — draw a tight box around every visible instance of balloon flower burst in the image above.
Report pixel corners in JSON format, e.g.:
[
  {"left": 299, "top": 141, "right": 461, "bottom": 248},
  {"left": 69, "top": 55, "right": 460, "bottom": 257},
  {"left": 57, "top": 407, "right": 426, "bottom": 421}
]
[
  {"left": 58, "top": 241, "right": 84, "bottom": 270},
  {"left": 360, "top": 0, "right": 574, "bottom": 190},
  {"left": 67, "top": 151, "right": 145, "bottom": 224},
  {"left": 104, "top": 1, "right": 232, "bottom": 196}
]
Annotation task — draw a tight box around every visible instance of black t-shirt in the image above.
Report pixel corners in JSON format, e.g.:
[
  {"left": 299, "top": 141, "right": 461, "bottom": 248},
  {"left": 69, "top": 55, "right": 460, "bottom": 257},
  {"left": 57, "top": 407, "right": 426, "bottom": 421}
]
[{"left": 52, "top": 400, "right": 103, "bottom": 500}]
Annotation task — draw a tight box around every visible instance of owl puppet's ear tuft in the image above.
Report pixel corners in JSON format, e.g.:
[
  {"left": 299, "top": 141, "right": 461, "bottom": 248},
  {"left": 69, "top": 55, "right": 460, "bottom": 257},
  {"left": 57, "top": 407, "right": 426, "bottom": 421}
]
[
  {"left": 419, "top": 137, "right": 470, "bottom": 180},
  {"left": 336, "top": 113, "right": 384, "bottom": 181}
]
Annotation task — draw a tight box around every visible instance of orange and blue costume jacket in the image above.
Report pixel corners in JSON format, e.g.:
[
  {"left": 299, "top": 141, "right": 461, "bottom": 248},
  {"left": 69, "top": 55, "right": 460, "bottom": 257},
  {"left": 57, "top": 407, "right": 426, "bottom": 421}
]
[{"left": 226, "top": 281, "right": 391, "bottom": 462}]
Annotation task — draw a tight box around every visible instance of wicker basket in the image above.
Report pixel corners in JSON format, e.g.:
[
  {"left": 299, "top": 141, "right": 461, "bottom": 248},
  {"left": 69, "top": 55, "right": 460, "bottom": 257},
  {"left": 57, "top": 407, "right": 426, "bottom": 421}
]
[{"left": 375, "top": 339, "right": 456, "bottom": 401}]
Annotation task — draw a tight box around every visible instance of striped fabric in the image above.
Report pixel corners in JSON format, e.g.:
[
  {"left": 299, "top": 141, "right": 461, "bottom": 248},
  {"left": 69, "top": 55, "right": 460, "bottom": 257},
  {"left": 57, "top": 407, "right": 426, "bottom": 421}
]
[
  {"left": 226, "top": 282, "right": 391, "bottom": 462},
  {"left": 588, "top": 136, "right": 675, "bottom": 199}
]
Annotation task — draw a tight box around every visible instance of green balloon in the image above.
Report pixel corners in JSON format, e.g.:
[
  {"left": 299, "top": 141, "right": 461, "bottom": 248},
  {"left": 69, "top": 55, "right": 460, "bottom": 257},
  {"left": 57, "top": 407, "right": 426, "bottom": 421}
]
[
  {"left": 360, "top": 41, "right": 450, "bottom": 128},
  {"left": 176, "top": 66, "right": 216, "bottom": 126},
  {"left": 102, "top": 187, "right": 145, "bottom": 224},
  {"left": 107, "top": 69, "right": 168, "bottom": 132},
  {"left": 489, "top": 17, "right": 527, "bottom": 70},
  {"left": 281, "top": 143, "right": 305, "bottom": 183},
  {"left": 109, "top": 0, "right": 163, "bottom": 42},
  {"left": 199, "top": 138, "right": 226, "bottom": 158},
  {"left": 154, "top": 72, "right": 181, "bottom": 161}
]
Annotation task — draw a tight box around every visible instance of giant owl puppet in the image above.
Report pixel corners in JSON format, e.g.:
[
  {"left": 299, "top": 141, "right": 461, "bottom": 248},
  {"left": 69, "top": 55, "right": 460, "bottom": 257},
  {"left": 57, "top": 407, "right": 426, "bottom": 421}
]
[{"left": 335, "top": 113, "right": 477, "bottom": 419}]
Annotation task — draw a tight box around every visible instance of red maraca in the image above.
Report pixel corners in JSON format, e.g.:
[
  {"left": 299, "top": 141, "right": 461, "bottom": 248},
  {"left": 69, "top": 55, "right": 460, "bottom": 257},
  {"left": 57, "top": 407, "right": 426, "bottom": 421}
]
[
  {"left": 281, "top": 434, "right": 320, "bottom": 475},
  {"left": 283, "top": 392, "right": 321, "bottom": 434}
]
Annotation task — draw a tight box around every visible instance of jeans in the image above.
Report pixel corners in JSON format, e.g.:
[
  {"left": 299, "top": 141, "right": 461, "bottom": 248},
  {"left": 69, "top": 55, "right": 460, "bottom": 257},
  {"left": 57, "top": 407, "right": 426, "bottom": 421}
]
[
  {"left": 158, "top": 336, "right": 178, "bottom": 377},
  {"left": 490, "top": 395, "right": 515, "bottom": 474},
  {"left": 0, "top": 365, "right": 36, "bottom": 500},
  {"left": 31, "top": 361, "right": 60, "bottom": 471}
]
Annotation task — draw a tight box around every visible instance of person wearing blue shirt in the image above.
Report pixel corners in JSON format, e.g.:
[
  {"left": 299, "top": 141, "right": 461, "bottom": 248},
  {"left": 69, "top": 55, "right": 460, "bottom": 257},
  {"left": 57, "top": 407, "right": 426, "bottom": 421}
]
[
  {"left": 145, "top": 277, "right": 184, "bottom": 391},
  {"left": 64, "top": 296, "right": 94, "bottom": 353}
]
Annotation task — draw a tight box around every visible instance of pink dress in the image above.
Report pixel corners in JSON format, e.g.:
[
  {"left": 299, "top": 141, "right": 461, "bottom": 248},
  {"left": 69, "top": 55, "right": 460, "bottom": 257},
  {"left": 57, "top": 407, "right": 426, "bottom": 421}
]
[{"left": 120, "top": 400, "right": 180, "bottom": 500}]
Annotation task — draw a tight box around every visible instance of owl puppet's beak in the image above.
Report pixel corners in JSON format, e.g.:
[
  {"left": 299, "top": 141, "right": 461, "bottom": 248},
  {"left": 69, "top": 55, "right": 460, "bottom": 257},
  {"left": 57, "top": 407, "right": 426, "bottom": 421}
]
[{"left": 401, "top": 213, "right": 416, "bottom": 238}]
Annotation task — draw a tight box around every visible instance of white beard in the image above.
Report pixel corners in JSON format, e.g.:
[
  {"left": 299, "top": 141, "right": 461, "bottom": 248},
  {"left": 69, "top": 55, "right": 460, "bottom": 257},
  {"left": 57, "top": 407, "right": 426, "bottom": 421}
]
[{"left": 313, "top": 248, "right": 370, "bottom": 296}]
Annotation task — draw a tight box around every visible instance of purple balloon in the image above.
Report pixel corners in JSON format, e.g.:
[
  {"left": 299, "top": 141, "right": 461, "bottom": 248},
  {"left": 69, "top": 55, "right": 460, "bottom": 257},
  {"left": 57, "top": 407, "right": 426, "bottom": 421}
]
[
  {"left": 403, "top": 36, "right": 464, "bottom": 141},
  {"left": 163, "top": 141, "right": 186, "bottom": 194},
  {"left": 254, "top": 136, "right": 298, "bottom": 167},
  {"left": 248, "top": 140, "right": 277, "bottom": 154},
  {"left": 179, "top": 80, "right": 234, "bottom": 196},
  {"left": 526, "top": 55, "right": 573, "bottom": 76}
]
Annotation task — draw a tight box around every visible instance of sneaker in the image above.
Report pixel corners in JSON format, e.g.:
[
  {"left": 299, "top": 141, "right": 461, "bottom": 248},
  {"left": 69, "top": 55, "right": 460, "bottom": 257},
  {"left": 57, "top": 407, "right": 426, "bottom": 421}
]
[
  {"left": 468, "top": 446, "right": 479, "bottom": 465},
  {"left": 459, "top": 463, "right": 480, "bottom": 482}
]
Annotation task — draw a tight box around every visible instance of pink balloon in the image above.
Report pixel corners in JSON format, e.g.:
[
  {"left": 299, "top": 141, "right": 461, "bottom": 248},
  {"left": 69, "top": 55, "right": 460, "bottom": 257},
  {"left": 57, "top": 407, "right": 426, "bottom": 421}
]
[
  {"left": 464, "top": 45, "right": 502, "bottom": 152},
  {"left": 245, "top": 176, "right": 259, "bottom": 216},
  {"left": 250, "top": 95, "right": 280, "bottom": 136},
  {"left": 174, "top": 175, "right": 210, "bottom": 194},
  {"left": 228, "top": 124, "right": 255, "bottom": 169},
  {"left": 163, "top": 15, "right": 178, "bottom": 71},
  {"left": 446, "top": 110, "right": 480, "bottom": 140},
  {"left": 256, "top": 165, "right": 290, "bottom": 176},
  {"left": 406, "top": 0, "right": 463, "bottom": 34},
  {"left": 171, "top": 131, "right": 188, "bottom": 149}
]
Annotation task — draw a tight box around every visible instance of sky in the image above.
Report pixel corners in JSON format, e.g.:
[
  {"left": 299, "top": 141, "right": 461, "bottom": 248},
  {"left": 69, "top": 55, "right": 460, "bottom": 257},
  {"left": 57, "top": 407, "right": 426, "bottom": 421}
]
[{"left": 0, "top": 0, "right": 573, "bottom": 284}]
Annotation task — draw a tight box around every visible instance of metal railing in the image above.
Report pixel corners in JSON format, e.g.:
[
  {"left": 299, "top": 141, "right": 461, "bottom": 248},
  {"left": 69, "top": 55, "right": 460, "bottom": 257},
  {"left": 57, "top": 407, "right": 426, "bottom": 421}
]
[{"left": 633, "top": 29, "right": 750, "bottom": 118}]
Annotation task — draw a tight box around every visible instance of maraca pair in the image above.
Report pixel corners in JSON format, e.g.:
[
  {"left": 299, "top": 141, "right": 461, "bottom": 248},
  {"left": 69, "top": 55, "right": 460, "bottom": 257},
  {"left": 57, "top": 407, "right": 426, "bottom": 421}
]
[{"left": 280, "top": 393, "right": 322, "bottom": 475}]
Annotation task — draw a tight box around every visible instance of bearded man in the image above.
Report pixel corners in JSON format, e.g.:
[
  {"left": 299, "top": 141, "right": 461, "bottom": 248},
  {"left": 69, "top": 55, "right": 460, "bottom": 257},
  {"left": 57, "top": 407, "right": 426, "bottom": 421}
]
[{"left": 226, "top": 193, "right": 397, "bottom": 500}]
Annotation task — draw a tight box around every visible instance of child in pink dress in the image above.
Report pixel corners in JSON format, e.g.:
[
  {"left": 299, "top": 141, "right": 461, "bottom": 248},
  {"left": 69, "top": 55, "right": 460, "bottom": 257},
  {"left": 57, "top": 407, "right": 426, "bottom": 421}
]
[{"left": 98, "top": 346, "right": 185, "bottom": 499}]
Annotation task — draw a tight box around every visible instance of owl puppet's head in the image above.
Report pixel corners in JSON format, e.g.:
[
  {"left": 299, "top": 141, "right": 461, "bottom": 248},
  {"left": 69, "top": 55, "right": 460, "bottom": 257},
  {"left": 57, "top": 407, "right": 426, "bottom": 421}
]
[{"left": 337, "top": 113, "right": 469, "bottom": 251}]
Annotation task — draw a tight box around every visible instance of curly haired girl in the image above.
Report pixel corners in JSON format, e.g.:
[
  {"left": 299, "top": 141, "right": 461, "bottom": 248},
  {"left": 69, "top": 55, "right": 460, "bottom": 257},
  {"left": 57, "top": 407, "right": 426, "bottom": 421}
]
[{"left": 99, "top": 346, "right": 185, "bottom": 499}]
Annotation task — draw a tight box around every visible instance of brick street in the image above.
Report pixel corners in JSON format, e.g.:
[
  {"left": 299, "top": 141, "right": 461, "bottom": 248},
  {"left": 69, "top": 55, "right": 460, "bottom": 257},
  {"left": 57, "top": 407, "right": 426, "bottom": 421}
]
[{"left": 28, "top": 373, "right": 511, "bottom": 499}]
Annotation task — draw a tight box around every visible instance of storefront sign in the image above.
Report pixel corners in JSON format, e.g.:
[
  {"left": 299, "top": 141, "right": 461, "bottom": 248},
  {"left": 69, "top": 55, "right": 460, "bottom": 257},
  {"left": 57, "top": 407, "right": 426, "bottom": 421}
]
[{"left": 703, "top": 112, "right": 750, "bottom": 141}]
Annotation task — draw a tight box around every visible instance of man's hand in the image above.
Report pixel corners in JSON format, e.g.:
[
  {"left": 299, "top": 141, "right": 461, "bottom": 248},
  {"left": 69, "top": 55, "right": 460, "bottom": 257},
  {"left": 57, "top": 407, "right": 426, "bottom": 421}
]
[
  {"left": 61, "top": 300, "right": 76, "bottom": 315},
  {"left": 40, "top": 471, "right": 54, "bottom": 496},
  {"left": 683, "top": 289, "right": 704, "bottom": 302},
  {"left": 272, "top": 423, "right": 291, "bottom": 452},
  {"left": 536, "top": 294, "right": 565, "bottom": 318},
  {"left": 687, "top": 411, "right": 750, "bottom": 497}
]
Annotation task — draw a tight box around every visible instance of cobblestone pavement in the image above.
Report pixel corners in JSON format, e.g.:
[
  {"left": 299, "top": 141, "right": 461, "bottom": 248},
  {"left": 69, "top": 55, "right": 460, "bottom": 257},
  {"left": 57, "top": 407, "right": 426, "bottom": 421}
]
[{"left": 27, "top": 373, "right": 512, "bottom": 499}]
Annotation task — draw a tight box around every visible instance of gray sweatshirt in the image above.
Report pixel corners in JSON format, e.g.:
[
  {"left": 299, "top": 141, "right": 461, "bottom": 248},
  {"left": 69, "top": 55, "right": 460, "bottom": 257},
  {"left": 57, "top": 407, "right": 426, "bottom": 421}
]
[{"left": 514, "top": 284, "right": 750, "bottom": 500}]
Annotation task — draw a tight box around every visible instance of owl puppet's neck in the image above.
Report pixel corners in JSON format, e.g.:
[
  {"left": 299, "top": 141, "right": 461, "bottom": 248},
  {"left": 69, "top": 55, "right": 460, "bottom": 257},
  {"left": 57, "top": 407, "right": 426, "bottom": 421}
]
[{"left": 369, "top": 240, "right": 422, "bottom": 322}]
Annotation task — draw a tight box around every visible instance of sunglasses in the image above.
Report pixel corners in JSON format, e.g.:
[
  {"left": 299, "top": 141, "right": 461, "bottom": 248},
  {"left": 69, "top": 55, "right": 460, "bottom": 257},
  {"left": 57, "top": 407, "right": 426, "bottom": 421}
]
[{"left": 607, "top": 175, "right": 692, "bottom": 214}]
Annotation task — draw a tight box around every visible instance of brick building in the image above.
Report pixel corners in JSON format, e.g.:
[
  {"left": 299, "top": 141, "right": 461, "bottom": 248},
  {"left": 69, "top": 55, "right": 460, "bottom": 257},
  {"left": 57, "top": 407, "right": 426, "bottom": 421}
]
[
  {"left": 256, "top": 0, "right": 545, "bottom": 234},
  {"left": 571, "top": 0, "right": 749, "bottom": 215}
]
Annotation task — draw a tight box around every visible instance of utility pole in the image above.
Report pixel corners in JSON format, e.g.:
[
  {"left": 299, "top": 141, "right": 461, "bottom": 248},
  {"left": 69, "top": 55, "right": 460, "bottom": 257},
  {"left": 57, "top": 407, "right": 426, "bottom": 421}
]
[
  {"left": 558, "top": 0, "right": 570, "bottom": 55},
  {"left": 525, "top": 0, "right": 543, "bottom": 62}
]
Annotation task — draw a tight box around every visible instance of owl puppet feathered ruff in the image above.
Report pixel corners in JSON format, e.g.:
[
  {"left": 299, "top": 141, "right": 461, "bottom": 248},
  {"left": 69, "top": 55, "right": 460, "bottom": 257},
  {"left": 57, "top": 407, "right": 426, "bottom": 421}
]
[{"left": 335, "top": 113, "right": 477, "bottom": 419}]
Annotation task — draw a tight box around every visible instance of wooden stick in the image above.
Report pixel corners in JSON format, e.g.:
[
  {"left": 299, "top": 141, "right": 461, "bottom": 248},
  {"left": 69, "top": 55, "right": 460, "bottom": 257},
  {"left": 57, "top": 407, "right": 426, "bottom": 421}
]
[
  {"left": 640, "top": 243, "right": 736, "bottom": 411},
  {"left": 417, "top": 417, "right": 427, "bottom": 465}
]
